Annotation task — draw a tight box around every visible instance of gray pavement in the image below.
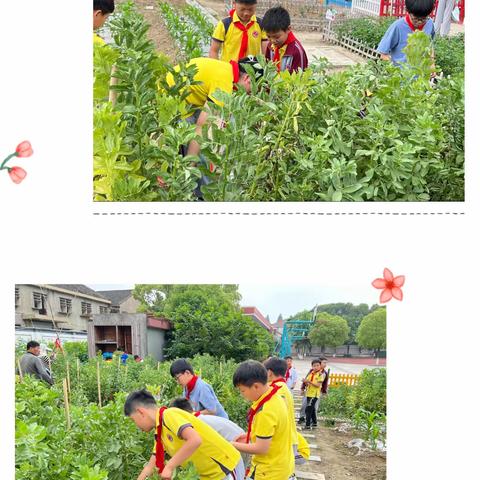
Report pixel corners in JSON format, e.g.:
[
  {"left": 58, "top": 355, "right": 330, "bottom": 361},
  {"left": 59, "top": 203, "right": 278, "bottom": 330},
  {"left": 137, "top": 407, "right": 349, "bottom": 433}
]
[{"left": 290, "top": 357, "right": 385, "bottom": 388}]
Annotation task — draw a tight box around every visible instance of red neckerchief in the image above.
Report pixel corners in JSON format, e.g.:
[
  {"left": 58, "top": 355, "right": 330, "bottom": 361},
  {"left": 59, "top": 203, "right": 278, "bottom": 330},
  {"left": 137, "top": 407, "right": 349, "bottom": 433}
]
[
  {"left": 246, "top": 384, "right": 281, "bottom": 442},
  {"left": 405, "top": 13, "right": 426, "bottom": 32},
  {"left": 301, "top": 369, "right": 313, "bottom": 390},
  {"left": 285, "top": 367, "right": 291, "bottom": 381},
  {"left": 230, "top": 60, "right": 240, "bottom": 86},
  {"left": 309, "top": 370, "right": 316, "bottom": 382},
  {"left": 272, "top": 31, "right": 297, "bottom": 72},
  {"left": 271, "top": 378, "right": 287, "bottom": 386},
  {"left": 185, "top": 375, "right": 199, "bottom": 400},
  {"left": 155, "top": 407, "right": 168, "bottom": 471},
  {"left": 230, "top": 9, "right": 255, "bottom": 60},
  {"left": 194, "top": 411, "right": 201, "bottom": 417}
]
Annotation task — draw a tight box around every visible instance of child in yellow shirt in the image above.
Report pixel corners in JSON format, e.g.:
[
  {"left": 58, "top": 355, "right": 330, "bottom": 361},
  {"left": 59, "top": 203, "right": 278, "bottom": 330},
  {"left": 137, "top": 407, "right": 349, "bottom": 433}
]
[
  {"left": 124, "top": 389, "right": 242, "bottom": 480},
  {"left": 303, "top": 358, "right": 328, "bottom": 430},
  {"left": 93, "top": 0, "right": 115, "bottom": 44},
  {"left": 210, "top": 1, "right": 268, "bottom": 62},
  {"left": 231, "top": 360, "right": 294, "bottom": 480},
  {"left": 264, "top": 356, "right": 309, "bottom": 465}
]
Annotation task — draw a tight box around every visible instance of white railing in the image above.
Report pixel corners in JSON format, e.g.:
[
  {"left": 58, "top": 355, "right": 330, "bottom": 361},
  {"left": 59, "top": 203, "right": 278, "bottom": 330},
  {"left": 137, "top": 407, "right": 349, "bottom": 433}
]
[{"left": 351, "top": 0, "right": 381, "bottom": 16}]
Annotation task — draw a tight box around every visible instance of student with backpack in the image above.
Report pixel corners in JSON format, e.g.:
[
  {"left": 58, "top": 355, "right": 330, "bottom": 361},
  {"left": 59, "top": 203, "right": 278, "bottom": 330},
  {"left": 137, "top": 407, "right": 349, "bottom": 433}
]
[{"left": 210, "top": 1, "right": 268, "bottom": 62}]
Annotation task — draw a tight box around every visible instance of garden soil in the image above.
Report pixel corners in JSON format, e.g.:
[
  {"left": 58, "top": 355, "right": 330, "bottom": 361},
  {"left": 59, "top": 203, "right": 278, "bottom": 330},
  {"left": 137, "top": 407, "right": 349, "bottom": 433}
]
[
  {"left": 301, "top": 423, "right": 386, "bottom": 480},
  {"left": 117, "top": 0, "right": 186, "bottom": 61}
]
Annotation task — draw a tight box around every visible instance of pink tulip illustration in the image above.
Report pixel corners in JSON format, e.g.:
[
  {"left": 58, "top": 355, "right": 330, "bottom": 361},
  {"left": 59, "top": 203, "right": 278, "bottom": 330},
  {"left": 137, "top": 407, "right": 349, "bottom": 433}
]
[
  {"left": 8, "top": 166, "right": 27, "bottom": 184},
  {"left": 1, "top": 141, "right": 34, "bottom": 183},
  {"left": 15, "top": 141, "right": 34, "bottom": 158},
  {"left": 372, "top": 268, "right": 405, "bottom": 303}
]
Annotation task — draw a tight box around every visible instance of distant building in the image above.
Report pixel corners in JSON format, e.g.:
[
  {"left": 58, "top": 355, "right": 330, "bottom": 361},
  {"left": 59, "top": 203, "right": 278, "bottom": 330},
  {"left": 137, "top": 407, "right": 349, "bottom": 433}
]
[
  {"left": 241, "top": 306, "right": 274, "bottom": 333},
  {"left": 15, "top": 284, "right": 110, "bottom": 331},
  {"left": 97, "top": 289, "right": 140, "bottom": 313},
  {"left": 88, "top": 313, "right": 171, "bottom": 361}
]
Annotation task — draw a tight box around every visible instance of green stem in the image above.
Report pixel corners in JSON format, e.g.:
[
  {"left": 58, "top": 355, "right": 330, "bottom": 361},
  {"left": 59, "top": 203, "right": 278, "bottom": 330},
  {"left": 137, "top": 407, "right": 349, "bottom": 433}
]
[
  {"left": 272, "top": 100, "right": 295, "bottom": 200},
  {"left": 0, "top": 153, "right": 17, "bottom": 170}
]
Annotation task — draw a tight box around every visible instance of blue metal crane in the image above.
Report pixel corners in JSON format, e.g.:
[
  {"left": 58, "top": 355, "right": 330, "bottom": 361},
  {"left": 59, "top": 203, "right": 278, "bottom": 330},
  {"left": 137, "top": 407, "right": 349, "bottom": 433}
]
[{"left": 278, "top": 305, "right": 318, "bottom": 358}]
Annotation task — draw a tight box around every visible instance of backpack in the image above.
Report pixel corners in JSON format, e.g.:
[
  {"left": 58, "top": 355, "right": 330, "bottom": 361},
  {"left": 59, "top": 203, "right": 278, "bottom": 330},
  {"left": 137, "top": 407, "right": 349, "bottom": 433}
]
[{"left": 221, "top": 15, "right": 263, "bottom": 36}]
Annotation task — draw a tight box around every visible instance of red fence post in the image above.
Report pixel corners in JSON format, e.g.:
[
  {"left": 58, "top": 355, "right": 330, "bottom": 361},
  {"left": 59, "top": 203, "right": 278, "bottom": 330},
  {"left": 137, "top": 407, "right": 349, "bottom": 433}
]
[{"left": 459, "top": 0, "right": 465, "bottom": 24}]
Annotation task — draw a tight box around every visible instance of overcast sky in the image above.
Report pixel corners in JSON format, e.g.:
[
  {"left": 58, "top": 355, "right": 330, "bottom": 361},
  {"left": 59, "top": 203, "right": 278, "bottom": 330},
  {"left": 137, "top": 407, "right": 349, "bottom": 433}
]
[{"left": 89, "top": 284, "right": 378, "bottom": 323}]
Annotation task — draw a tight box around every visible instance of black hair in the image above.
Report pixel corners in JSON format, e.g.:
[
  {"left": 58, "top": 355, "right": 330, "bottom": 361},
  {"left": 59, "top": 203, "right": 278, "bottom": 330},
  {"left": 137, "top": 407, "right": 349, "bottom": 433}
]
[
  {"left": 235, "top": 0, "right": 258, "bottom": 5},
  {"left": 94, "top": 0, "right": 115, "bottom": 15},
  {"left": 311, "top": 358, "right": 321, "bottom": 366},
  {"left": 124, "top": 389, "right": 157, "bottom": 416},
  {"left": 169, "top": 397, "right": 194, "bottom": 413},
  {"left": 170, "top": 358, "right": 194, "bottom": 377},
  {"left": 264, "top": 357, "right": 288, "bottom": 377},
  {"left": 133, "top": 355, "right": 139, "bottom": 360},
  {"left": 405, "top": 0, "right": 435, "bottom": 17},
  {"left": 262, "top": 6, "right": 291, "bottom": 33},
  {"left": 233, "top": 360, "right": 268, "bottom": 387},
  {"left": 27, "top": 341, "right": 40, "bottom": 350},
  {"left": 238, "top": 56, "right": 264, "bottom": 79},
  {"left": 318, "top": 356, "right": 327, "bottom": 362},
  {"left": 284, "top": 356, "right": 293, "bottom": 360}
]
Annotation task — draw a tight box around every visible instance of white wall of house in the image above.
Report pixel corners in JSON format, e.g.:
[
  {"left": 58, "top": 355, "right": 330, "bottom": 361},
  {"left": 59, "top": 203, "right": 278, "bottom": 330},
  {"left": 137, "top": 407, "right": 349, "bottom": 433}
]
[{"left": 15, "top": 285, "right": 110, "bottom": 332}]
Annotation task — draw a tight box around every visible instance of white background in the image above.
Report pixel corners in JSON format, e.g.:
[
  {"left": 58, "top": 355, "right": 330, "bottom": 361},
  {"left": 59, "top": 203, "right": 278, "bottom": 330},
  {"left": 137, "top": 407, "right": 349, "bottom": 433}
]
[{"left": 1, "top": 1, "right": 479, "bottom": 479}]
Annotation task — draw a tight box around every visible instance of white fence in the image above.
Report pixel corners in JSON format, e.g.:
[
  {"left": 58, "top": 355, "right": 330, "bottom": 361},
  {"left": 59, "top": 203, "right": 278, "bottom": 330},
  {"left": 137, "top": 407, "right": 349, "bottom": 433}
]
[{"left": 351, "top": 0, "right": 381, "bottom": 16}]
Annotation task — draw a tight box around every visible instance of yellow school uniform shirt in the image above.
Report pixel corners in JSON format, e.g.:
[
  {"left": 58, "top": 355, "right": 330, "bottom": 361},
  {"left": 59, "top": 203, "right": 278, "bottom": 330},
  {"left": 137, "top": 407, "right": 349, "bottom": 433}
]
[
  {"left": 305, "top": 370, "right": 326, "bottom": 398},
  {"left": 274, "top": 381, "right": 298, "bottom": 447},
  {"left": 153, "top": 407, "right": 240, "bottom": 480},
  {"left": 93, "top": 33, "right": 106, "bottom": 46},
  {"left": 212, "top": 11, "right": 267, "bottom": 62},
  {"left": 250, "top": 387, "right": 294, "bottom": 479},
  {"left": 297, "top": 432, "right": 310, "bottom": 459},
  {"left": 165, "top": 58, "right": 234, "bottom": 108}
]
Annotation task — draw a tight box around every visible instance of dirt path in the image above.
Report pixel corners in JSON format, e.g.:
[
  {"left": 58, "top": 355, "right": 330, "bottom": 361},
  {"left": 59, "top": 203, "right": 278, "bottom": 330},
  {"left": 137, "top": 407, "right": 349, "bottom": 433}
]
[
  {"left": 292, "top": 389, "right": 386, "bottom": 480},
  {"left": 117, "top": 0, "right": 187, "bottom": 61},
  {"left": 299, "top": 424, "right": 386, "bottom": 480}
]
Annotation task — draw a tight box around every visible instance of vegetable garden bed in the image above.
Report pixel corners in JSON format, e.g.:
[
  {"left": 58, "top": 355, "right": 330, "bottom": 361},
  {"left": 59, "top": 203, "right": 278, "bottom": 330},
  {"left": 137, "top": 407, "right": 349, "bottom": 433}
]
[
  {"left": 15, "top": 353, "right": 247, "bottom": 480},
  {"left": 93, "top": 1, "right": 464, "bottom": 202}
]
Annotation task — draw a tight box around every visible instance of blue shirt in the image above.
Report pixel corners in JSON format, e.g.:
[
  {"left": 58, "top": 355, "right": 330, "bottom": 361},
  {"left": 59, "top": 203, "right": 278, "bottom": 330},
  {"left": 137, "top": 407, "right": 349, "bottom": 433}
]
[
  {"left": 183, "top": 377, "right": 229, "bottom": 419},
  {"left": 377, "top": 17, "right": 435, "bottom": 65}
]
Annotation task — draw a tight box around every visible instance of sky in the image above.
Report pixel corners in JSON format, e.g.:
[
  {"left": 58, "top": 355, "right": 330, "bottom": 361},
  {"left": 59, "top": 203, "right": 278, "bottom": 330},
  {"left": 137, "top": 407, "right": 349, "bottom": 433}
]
[{"left": 88, "top": 283, "right": 378, "bottom": 324}]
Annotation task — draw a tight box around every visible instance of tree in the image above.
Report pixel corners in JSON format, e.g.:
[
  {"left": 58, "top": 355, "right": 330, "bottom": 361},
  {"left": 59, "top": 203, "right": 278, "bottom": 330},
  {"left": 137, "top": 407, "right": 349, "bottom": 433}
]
[
  {"left": 317, "top": 303, "right": 379, "bottom": 345},
  {"left": 308, "top": 312, "right": 350, "bottom": 352},
  {"left": 356, "top": 308, "right": 386, "bottom": 354},
  {"left": 132, "top": 284, "right": 174, "bottom": 315},
  {"left": 132, "top": 284, "right": 242, "bottom": 317},
  {"left": 159, "top": 285, "right": 274, "bottom": 362}
]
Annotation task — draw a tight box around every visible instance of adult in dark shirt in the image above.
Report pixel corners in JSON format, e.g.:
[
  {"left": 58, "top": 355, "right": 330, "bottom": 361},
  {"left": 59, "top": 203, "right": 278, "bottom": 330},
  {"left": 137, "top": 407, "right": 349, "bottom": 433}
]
[{"left": 18, "top": 341, "right": 54, "bottom": 385}]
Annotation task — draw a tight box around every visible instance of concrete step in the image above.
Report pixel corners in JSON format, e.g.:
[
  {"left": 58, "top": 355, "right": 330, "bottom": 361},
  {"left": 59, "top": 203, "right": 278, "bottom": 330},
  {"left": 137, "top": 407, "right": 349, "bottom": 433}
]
[
  {"left": 309, "top": 455, "right": 322, "bottom": 462},
  {"left": 302, "top": 433, "right": 315, "bottom": 438},
  {"left": 308, "top": 443, "right": 318, "bottom": 449},
  {"left": 296, "top": 472, "right": 326, "bottom": 480}
]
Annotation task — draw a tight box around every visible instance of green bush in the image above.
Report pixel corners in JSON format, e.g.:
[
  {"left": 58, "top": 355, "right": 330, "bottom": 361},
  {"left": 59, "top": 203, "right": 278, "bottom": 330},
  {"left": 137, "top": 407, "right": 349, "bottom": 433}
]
[
  {"left": 434, "top": 33, "right": 464, "bottom": 76},
  {"left": 348, "top": 368, "right": 386, "bottom": 414},
  {"left": 334, "top": 17, "right": 396, "bottom": 49},
  {"left": 319, "top": 368, "right": 386, "bottom": 419},
  {"left": 318, "top": 384, "right": 351, "bottom": 417}
]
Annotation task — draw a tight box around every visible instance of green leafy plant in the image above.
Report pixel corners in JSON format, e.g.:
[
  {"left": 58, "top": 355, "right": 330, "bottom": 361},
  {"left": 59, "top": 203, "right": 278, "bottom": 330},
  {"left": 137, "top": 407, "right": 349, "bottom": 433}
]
[
  {"left": 93, "top": 7, "right": 463, "bottom": 201},
  {"left": 353, "top": 407, "right": 386, "bottom": 450}
]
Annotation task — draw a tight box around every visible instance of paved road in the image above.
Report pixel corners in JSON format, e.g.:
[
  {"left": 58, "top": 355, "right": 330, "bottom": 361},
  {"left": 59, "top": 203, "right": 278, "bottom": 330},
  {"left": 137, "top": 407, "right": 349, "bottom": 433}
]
[{"left": 292, "top": 357, "right": 385, "bottom": 384}]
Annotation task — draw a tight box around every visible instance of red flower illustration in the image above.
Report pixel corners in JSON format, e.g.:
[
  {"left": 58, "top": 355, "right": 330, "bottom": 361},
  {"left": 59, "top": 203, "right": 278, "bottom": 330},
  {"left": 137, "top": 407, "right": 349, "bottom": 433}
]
[
  {"left": 15, "top": 141, "right": 34, "bottom": 158},
  {"left": 372, "top": 268, "right": 405, "bottom": 303},
  {"left": 8, "top": 166, "right": 27, "bottom": 184}
]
